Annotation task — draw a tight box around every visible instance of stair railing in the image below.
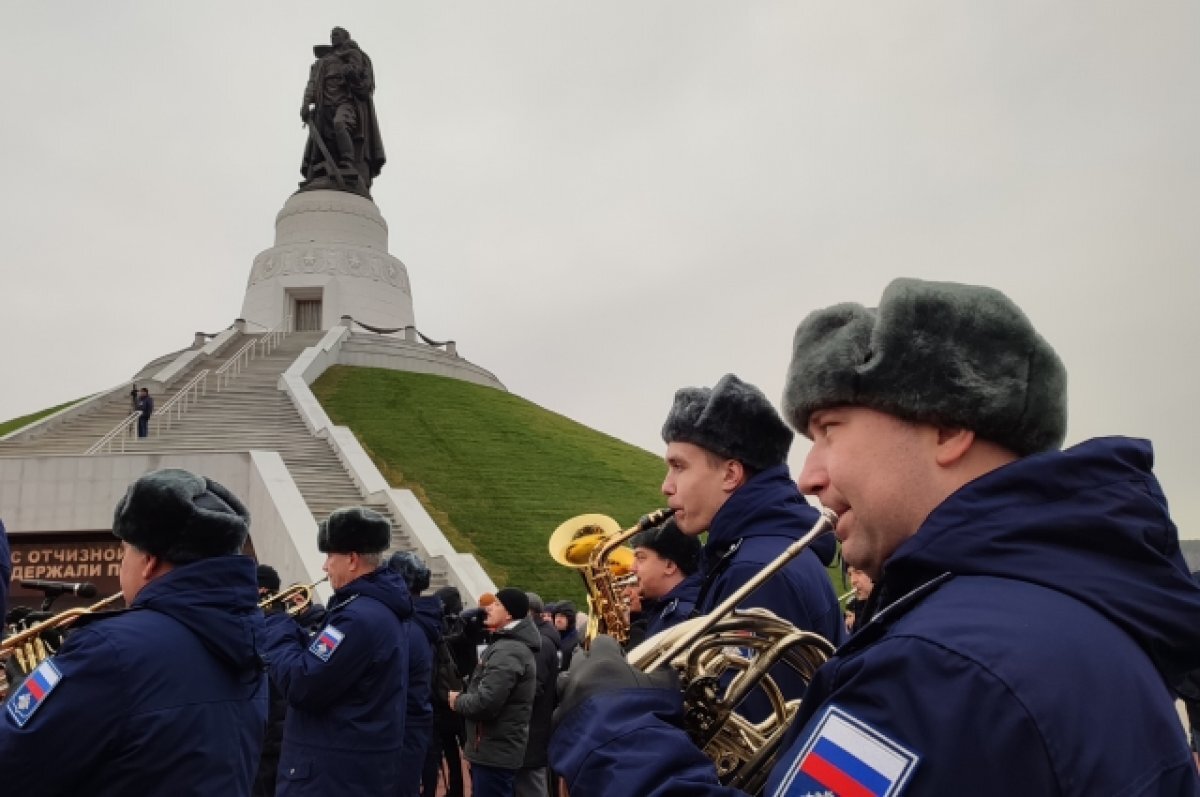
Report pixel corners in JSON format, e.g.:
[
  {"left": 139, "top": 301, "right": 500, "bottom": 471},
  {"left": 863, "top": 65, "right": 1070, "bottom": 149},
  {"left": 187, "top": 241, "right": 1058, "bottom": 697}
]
[
  {"left": 258, "top": 314, "right": 292, "bottom": 358},
  {"left": 215, "top": 336, "right": 259, "bottom": 391},
  {"left": 85, "top": 412, "right": 142, "bottom": 455},
  {"left": 152, "top": 369, "right": 209, "bottom": 434}
]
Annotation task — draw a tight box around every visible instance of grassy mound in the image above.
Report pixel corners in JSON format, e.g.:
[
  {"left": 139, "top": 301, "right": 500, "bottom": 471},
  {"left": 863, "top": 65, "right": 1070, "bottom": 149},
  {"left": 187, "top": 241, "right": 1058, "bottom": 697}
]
[
  {"left": 312, "top": 366, "right": 667, "bottom": 604},
  {"left": 0, "top": 398, "right": 84, "bottom": 437}
]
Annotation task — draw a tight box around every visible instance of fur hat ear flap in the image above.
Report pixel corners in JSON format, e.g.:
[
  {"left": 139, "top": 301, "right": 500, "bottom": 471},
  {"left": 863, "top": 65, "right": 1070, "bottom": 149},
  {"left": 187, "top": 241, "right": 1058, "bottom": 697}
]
[
  {"left": 661, "top": 373, "right": 793, "bottom": 471},
  {"left": 317, "top": 507, "right": 392, "bottom": 554},
  {"left": 782, "top": 278, "right": 1067, "bottom": 456}
]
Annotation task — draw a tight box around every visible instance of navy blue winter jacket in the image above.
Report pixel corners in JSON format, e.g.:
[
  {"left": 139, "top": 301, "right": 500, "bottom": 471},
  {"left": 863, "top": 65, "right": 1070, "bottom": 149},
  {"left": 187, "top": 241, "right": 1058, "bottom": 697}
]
[
  {"left": 0, "top": 555, "right": 268, "bottom": 796},
  {"left": 550, "top": 438, "right": 1200, "bottom": 796},
  {"left": 695, "top": 464, "right": 845, "bottom": 719},
  {"left": 264, "top": 566, "right": 413, "bottom": 796},
  {"left": 642, "top": 572, "right": 701, "bottom": 640},
  {"left": 399, "top": 594, "right": 443, "bottom": 793}
]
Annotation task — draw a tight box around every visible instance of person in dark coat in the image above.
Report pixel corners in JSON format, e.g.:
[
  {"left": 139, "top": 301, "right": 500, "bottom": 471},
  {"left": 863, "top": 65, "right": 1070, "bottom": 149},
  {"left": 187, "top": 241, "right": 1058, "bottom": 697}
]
[
  {"left": 515, "top": 592, "right": 560, "bottom": 797},
  {"left": 550, "top": 601, "right": 580, "bottom": 671},
  {"left": 136, "top": 387, "right": 154, "bottom": 438},
  {"left": 263, "top": 507, "right": 413, "bottom": 797},
  {"left": 450, "top": 588, "right": 539, "bottom": 797},
  {"left": 0, "top": 468, "right": 268, "bottom": 796},
  {"left": 387, "top": 550, "right": 441, "bottom": 797},
  {"left": 253, "top": 565, "right": 288, "bottom": 797},
  {"left": 630, "top": 516, "right": 701, "bottom": 640},
  {"left": 549, "top": 278, "right": 1200, "bottom": 796},
  {"left": 659, "top": 373, "right": 845, "bottom": 721},
  {"left": 424, "top": 586, "right": 469, "bottom": 797}
]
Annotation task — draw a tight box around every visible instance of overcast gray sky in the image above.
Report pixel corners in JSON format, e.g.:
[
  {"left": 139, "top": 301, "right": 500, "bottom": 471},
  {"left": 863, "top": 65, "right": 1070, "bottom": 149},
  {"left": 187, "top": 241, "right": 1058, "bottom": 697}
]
[{"left": 2, "top": 2, "right": 1197, "bottom": 538}]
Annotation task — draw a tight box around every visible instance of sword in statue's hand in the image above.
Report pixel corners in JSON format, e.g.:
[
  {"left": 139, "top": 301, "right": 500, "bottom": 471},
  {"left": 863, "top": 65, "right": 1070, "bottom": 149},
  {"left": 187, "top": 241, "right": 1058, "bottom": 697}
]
[{"left": 303, "top": 112, "right": 347, "bottom": 190}]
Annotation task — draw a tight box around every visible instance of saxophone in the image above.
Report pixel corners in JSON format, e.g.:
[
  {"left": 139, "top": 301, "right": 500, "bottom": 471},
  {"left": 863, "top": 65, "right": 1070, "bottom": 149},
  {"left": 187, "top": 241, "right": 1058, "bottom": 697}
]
[{"left": 547, "top": 508, "right": 674, "bottom": 648}]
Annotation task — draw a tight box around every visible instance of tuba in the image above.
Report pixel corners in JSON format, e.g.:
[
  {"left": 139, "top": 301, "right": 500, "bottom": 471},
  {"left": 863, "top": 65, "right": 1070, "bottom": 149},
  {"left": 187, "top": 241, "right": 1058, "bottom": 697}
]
[
  {"left": 626, "top": 507, "right": 838, "bottom": 795},
  {"left": 548, "top": 508, "right": 674, "bottom": 647}
]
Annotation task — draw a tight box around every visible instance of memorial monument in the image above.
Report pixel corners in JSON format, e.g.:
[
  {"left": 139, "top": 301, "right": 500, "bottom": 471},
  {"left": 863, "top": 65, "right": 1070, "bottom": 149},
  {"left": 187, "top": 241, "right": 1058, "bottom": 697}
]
[{"left": 240, "top": 27, "right": 413, "bottom": 335}]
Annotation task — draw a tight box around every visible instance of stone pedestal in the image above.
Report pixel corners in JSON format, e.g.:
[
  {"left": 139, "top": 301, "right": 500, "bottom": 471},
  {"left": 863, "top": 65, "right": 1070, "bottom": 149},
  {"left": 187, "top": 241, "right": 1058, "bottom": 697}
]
[{"left": 240, "top": 191, "right": 414, "bottom": 334}]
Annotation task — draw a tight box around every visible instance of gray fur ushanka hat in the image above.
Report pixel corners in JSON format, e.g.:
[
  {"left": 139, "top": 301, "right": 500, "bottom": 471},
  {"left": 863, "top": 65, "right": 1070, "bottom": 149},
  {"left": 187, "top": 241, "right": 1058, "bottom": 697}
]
[
  {"left": 782, "top": 278, "right": 1067, "bottom": 456},
  {"left": 113, "top": 468, "right": 250, "bottom": 563},
  {"left": 662, "top": 373, "right": 793, "bottom": 471},
  {"left": 318, "top": 507, "right": 392, "bottom": 554}
]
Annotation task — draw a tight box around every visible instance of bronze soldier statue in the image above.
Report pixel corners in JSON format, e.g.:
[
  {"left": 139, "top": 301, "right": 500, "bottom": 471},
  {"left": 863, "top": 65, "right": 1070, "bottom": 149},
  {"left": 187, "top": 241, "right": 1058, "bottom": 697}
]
[{"left": 299, "top": 27, "right": 386, "bottom": 197}]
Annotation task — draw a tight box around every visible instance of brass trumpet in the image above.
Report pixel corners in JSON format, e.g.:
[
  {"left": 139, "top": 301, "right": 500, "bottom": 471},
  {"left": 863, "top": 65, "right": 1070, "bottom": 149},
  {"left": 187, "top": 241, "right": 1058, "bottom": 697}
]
[
  {"left": 259, "top": 576, "right": 328, "bottom": 617},
  {"left": 549, "top": 508, "right": 673, "bottom": 647},
  {"left": 627, "top": 507, "right": 838, "bottom": 794},
  {"left": 1, "top": 592, "right": 126, "bottom": 694}
]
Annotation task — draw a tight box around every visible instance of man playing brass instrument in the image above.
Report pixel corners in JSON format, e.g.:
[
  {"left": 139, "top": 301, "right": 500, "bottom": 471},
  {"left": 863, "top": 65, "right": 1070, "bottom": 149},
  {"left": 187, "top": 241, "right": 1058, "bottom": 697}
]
[
  {"left": 0, "top": 468, "right": 268, "bottom": 795},
  {"left": 549, "top": 278, "right": 1200, "bottom": 795},
  {"left": 630, "top": 516, "right": 701, "bottom": 639},
  {"left": 262, "top": 507, "right": 413, "bottom": 796},
  {"left": 659, "top": 372, "right": 845, "bottom": 717}
]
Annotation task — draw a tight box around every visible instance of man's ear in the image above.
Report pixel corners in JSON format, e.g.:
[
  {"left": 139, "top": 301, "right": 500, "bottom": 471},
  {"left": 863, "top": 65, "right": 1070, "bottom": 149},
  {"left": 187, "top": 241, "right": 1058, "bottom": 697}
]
[
  {"left": 141, "top": 552, "right": 164, "bottom": 581},
  {"left": 720, "top": 459, "right": 746, "bottom": 493},
  {"left": 934, "top": 427, "right": 976, "bottom": 467}
]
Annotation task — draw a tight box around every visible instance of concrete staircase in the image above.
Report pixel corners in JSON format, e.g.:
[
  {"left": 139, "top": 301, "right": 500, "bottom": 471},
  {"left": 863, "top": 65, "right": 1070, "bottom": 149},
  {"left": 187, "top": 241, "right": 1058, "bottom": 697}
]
[{"left": 0, "top": 331, "right": 442, "bottom": 582}]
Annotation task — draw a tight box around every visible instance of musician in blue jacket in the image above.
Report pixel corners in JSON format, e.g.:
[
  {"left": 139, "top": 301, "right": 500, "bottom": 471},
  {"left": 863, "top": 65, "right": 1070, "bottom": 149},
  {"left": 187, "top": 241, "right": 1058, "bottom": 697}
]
[
  {"left": 263, "top": 507, "right": 413, "bottom": 796},
  {"left": 387, "top": 549, "right": 442, "bottom": 797},
  {"left": 660, "top": 372, "right": 845, "bottom": 716},
  {"left": 0, "top": 468, "right": 268, "bottom": 796},
  {"left": 630, "top": 516, "right": 701, "bottom": 640},
  {"left": 550, "top": 278, "right": 1200, "bottom": 796}
]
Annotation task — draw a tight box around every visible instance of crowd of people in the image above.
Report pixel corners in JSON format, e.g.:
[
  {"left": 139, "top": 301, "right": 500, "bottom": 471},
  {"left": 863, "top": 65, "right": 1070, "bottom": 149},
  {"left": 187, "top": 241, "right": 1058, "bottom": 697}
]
[{"left": 1, "top": 277, "right": 1200, "bottom": 795}]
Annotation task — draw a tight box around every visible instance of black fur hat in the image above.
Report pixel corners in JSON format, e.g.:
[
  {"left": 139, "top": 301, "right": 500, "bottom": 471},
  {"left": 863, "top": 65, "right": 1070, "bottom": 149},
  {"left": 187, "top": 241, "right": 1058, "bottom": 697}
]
[
  {"left": 112, "top": 468, "right": 249, "bottom": 564},
  {"left": 317, "top": 507, "right": 392, "bottom": 554},
  {"left": 630, "top": 517, "right": 701, "bottom": 576},
  {"left": 782, "top": 278, "right": 1067, "bottom": 456},
  {"left": 257, "top": 564, "right": 281, "bottom": 593},
  {"left": 662, "top": 373, "right": 793, "bottom": 471},
  {"left": 386, "top": 550, "right": 431, "bottom": 594}
]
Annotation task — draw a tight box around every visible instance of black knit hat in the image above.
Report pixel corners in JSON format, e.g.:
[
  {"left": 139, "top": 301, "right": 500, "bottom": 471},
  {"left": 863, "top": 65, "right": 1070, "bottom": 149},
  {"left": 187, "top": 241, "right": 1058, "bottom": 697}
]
[
  {"left": 662, "top": 374, "right": 793, "bottom": 471},
  {"left": 496, "top": 588, "right": 530, "bottom": 620},
  {"left": 317, "top": 507, "right": 392, "bottom": 554},
  {"left": 782, "top": 278, "right": 1067, "bottom": 457},
  {"left": 386, "top": 550, "right": 431, "bottom": 594},
  {"left": 256, "top": 564, "right": 281, "bottom": 593},
  {"left": 630, "top": 517, "right": 701, "bottom": 576},
  {"left": 112, "top": 468, "right": 249, "bottom": 564}
]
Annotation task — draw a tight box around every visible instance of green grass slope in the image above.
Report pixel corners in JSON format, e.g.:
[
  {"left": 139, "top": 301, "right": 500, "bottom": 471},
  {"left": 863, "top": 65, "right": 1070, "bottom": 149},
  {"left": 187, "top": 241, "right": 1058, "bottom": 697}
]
[
  {"left": 0, "top": 398, "right": 84, "bottom": 437},
  {"left": 312, "top": 366, "right": 667, "bottom": 604}
]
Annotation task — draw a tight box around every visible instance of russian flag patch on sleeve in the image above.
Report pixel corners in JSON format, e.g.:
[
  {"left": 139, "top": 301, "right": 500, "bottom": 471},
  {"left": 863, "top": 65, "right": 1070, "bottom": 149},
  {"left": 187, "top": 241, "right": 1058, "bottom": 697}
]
[
  {"left": 308, "top": 625, "right": 345, "bottom": 662},
  {"left": 6, "top": 659, "right": 64, "bottom": 728},
  {"left": 772, "top": 705, "right": 919, "bottom": 797}
]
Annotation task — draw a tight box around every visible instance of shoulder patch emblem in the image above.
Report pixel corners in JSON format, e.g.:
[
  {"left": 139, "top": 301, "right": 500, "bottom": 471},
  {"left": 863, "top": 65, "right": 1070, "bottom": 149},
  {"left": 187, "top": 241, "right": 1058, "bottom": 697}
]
[
  {"left": 772, "top": 705, "right": 919, "bottom": 797},
  {"left": 308, "top": 625, "right": 346, "bottom": 662},
  {"left": 6, "top": 659, "right": 63, "bottom": 728}
]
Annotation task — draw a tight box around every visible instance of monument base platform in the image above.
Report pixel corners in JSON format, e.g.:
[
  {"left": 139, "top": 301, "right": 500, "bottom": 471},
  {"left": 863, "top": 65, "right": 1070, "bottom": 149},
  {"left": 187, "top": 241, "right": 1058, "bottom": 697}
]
[{"left": 240, "top": 190, "right": 414, "bottom": 334}]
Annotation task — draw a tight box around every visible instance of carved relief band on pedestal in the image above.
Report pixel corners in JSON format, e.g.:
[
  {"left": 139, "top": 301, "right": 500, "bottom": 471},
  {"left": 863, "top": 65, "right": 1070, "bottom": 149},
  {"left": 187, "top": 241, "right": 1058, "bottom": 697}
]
[{"left": 246, "top": 247, "right": 410, "bottom": 295}]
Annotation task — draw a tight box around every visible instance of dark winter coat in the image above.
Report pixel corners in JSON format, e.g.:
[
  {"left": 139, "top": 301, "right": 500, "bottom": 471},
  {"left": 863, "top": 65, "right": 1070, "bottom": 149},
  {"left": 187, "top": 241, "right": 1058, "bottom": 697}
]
[
  {"left": 263, "top": 567, "right": 413, "bottom": 797},
  {"left": 642, "top": 573, "right": 701, "bottom": 640},
  {"left": 0, "top": 556, "right": 268, "bottom": 796},
  {"left": 456, "top": 616, "right": 540, "bottom": 770},
  {"left": 550, "top": 438, "right": 1200, "bottom": 797},
  {"left": 399, "top": 595, "right": 443, "bottom": 796},
  {"left": 523, "top": 617, "right": 561, "bottom": 768},
  {"left": 694, "top": 464, "right": 844, "bottom": 719}
]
